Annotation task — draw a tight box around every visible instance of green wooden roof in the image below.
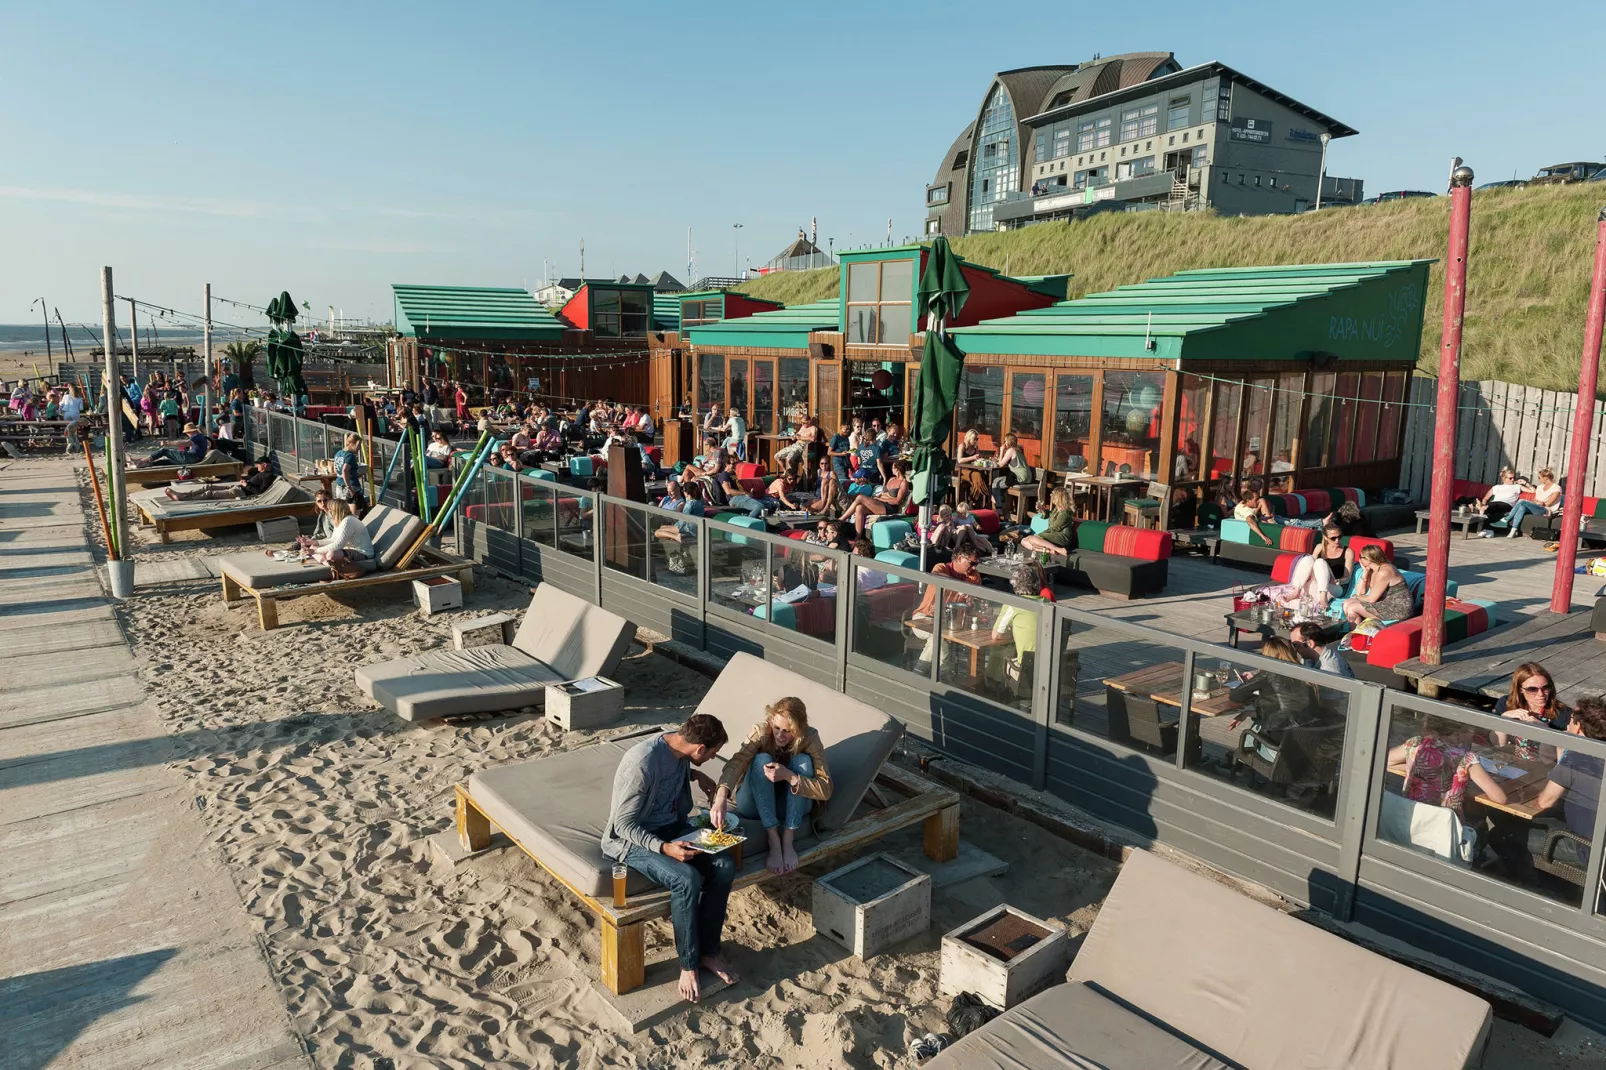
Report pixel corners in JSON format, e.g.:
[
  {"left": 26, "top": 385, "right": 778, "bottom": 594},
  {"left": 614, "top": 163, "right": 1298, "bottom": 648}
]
[
  {"left": 951, "top": 261, "right": 1434, "bottom": 362},
  {"left": 686, "top": 299, "right": 840, "bottom": 350},
  {"left": 392, "top": 284, "right": 566, "bottom": 341}
]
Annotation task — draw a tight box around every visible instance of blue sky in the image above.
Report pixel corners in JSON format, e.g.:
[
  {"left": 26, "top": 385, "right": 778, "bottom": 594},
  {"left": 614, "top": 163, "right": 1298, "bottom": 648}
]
[{"left": 3, "top": 1, "right": 1601, "bottom": 325}]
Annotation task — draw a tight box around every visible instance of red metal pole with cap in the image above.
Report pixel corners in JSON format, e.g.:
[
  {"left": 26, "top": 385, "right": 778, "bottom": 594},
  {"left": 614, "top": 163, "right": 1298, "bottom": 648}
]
[
  {"left": 1420, "top": 164, "right": 1476, "bottom": 665},
  {"left": 1551, "top": 206, "right": 1606, "bottom": 613}
]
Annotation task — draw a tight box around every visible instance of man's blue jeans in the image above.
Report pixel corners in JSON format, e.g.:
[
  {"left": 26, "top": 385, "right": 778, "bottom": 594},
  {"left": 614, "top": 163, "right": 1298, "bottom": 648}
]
[
  {"left": 146, "top": 447, "right": 197, "bottom": 466},
  {"left": 727, "top": 494, "right": 772, "bottom": 518},
  {"left": 735, "top": 752, "right": 814, "bottom": 830},
  {"left": 623, "top": 823, "right": 737, "bottom": 970}
]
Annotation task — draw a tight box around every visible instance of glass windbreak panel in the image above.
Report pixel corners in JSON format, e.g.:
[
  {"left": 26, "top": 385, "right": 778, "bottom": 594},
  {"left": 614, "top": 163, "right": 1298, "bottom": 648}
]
[
  {"left": 648, "top": 504, "right": 699, "bottom": 598},
  {"left": 1330, "top": 373, "right": 1360, "bottom": 467},
  {"left": 483, "top": 469, "right": 517, "bottom": 533},
  {"left": 1268, "top": 375, "right": 1302, "bottom": 490},
  {"left": 779, "top": 358, "right": 810, "bottom": 428},
  {"left": 1101, "top": 370, "right": 1164, "bottom": 479},
  {"left": 1377, "top": 372, "right": 1407, "bottom": 460},
  {"left": 1051, "top": 374, "right": 1093, "bottom": 474},
  {"left": 958, "top": 365, "right": 1005, "bottom": 452},
  {"left": 1377, "top": 701, "right": 1603, "bottom": 909},
  {"left": 938, "top": 588, "right": 1042, "bottom": 714},
  {"left": 758, "top": 544, "right": 838, "bottom": 643},
  {"left": 849, "top": 556, "right": 924, "bottom": 668},
  {"left": 849, "top": 361, "right": 904, "bottom": 432},
  {"left": 728, "top": 360, "right": 748, "bottom": 423},
  {"left": 1305, "top": 373, "right": 1336, "bottom": 469},
  {"left": 519, "top": 477, "right": 557, "bottom": 546},
  {"left": 1173, "top": 374, "right": 1207, "bottom": 483},
  {"left": 1008, "top": 373, "right": 1047, "bottom": 468},
  {"left": 847, "top": 262, "right": 879, "bottom": 302},
  {"left": 1181, "top": 642, "right": 1349, "bottom": 818},
  {"left": 752, "top": 361, "right": 775, "bottom": 434},
  {"left": 602, "top": 500, "right": 651, "bottom": 578},
  {"left": 1353, "top": 372, "right": 1384, "bottom": 464},
  {"left": 698, "top": 353, "right": 725, "bottom": 415},
  {"left": 1208, "top": 379, "right": 1241, "bottom": 483},
  {"left": 556, "top": 490, "right": 594, "bottom": 560},
  {"left": 1240, "top": 377, "right": 1275, "bottom": 480},
  {"left": 1054, "top": 618, "right": 1190, "bottom": 756},
  {"left": 880, "top": 259, "right": 914, "bottom": 303},
  {"left": 708, "top": 526, "right": 768, "bottom": 615},
  {"left": 299, "top": 419, "right": 324, "bottom": 465}
]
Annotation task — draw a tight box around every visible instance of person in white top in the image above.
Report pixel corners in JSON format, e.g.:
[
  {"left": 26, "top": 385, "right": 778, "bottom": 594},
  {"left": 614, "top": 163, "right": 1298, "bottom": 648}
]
[
  {"left": 724, "top": 407, "right": 748, "bottom": 459},
  {"left": 1490, "top": 466, "right": 1560, "bottom": 539},
  {"left": 310, "top": 500, "right": 374, "bottom": 566},
  {"left": 1477, "top": 467, "right": 1526, "bottom": 537},
  {"left": 424, "top": 431, "right": 453, "bottom": 469},
  {"left": 59, "top": 385, "right": 84, "bottom": 454}
]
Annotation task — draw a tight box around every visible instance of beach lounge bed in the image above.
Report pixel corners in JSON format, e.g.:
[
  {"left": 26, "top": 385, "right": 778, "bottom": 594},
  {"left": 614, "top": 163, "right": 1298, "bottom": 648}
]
[
  {"left": 122, "top": 457, "right": 245, "bottom": 487},
  {"left": 925, "top": 847, "right": 1492, "bottom": 1070},
  {"left": 219, "top": 504, "right": 473, "bottom": 630},
  {"left": 355, "top": 582, "right": 634, "bottom": 721},
  {"left": 452, "top": 650, "right": 960, "bottom": 995},
  {"left": 130, "top": 476, "right": 318, "bottom": 543}
]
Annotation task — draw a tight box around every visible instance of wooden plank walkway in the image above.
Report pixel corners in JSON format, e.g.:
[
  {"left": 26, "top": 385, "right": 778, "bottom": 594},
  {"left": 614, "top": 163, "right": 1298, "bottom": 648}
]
[{"left": 0, "top": 459, "right": 307, "bottom": 1070}]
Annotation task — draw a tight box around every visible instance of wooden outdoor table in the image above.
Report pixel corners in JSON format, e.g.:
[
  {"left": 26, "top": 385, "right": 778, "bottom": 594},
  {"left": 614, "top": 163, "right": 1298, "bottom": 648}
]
[
  {"left": 1393, "top": 609, "right": 1606, "bottom": 704},
  {"left": 941, "top": 627, "right": 1015, "bottom": 679},
  {"left": 1103, "top": 661, "right": 1244, "bottom": 717},
  {"left": 1069, "top": 474, "right": 1145, "bottom": 523},
  {"left": 1414, "top": 508, "right": 1484, "bottom": 539},
  {"left": 953, "top": 461, "right": 996, "bottom": 509},
  {"left": 287, "top": 471, "right": 337, "bottom": 495},
  {"left": 1387, "top": 754, "right": 1554, "bottom": 820}
]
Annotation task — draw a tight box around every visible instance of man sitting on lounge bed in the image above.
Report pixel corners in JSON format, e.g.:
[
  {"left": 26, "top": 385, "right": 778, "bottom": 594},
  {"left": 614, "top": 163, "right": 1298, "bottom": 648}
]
[
  {"left": 164, "top": 457, "right": 277, "bottom": 501},
  {"left": 601, "top": 713, "right": 738, "bottom": 1003},
  {"left": 133, "top": 422, "right": 211, "bottom": 468}
]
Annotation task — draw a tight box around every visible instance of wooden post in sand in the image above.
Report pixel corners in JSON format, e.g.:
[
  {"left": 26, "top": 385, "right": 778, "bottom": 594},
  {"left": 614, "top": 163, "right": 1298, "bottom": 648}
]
[
  {"left": 202, "top": 283, "right": 213, "bottom": 434},
  {"left": 100, "top": 267, "right": 129, "bottom": 564}
]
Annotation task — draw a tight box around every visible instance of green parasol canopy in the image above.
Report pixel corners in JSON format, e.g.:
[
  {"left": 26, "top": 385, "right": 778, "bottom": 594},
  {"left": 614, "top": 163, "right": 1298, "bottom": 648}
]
[
  {"left": 264, "top": 291, "right": 304, "bottom": 396},
  {"left": 909, "top": 238, "right": 970, "bottom": 509}
]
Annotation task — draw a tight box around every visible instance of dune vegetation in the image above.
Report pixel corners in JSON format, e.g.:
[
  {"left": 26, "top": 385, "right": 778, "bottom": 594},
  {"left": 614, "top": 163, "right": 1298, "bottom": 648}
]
[{"left": 739, "top": 183, "right": 1606, "bottom": 390}]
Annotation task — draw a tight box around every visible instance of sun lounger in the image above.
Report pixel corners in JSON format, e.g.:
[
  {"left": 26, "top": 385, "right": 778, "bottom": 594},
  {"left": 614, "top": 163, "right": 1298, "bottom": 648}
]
[
  {"left": 219, "top": 504, "right": 473, "bottom": 630},
  {"left": 122, "top": 455, "right": 244, "bottom": 487},
  {"left": 924, "top": 848, "right": 1492, "bottom": 1070},
  {"left": 355, "top": 582, "right": 634, "bottom": 721},
  {"left": 130, "top": 476, "right": 317, "bottom": 542},
  {"left": 452, "top": 651, "right": 960, "bottom": 995}
]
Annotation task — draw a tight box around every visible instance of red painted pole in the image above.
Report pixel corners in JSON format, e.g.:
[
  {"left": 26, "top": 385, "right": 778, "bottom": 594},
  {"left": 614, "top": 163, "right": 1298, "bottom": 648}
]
[
  {"left": 1421, "top": 165, "right": 1475, "bottom": 665},
  {"left": 1551, "top": 206, "right": 1606, "bottom": 613}
]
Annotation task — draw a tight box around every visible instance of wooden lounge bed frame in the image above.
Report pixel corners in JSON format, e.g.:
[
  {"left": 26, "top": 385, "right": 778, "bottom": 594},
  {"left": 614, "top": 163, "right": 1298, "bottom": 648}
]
[
  {"left": 454, "top": 761, "right": 958, "bottom": 995},
  {"left": 222, "top": 543, "right": 475, "bottom": 630},
  {"left": 123, "top": 460, "right": 245, "bottom": 487},
  {"left": 133, "top": 495, "right": 321, "bottom": 544}
]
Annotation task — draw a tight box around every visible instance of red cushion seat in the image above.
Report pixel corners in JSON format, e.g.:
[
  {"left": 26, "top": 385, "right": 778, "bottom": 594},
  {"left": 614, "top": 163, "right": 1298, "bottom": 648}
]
[{"left": 968, "top": 508, "right": 1001, "bottom": 535}]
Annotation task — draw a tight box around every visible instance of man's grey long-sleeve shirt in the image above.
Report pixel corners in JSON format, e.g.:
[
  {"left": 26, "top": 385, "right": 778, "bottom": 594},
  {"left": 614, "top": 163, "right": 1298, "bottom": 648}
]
[{"left": 601, "top": 735, "right": 692, "bottom": 862}]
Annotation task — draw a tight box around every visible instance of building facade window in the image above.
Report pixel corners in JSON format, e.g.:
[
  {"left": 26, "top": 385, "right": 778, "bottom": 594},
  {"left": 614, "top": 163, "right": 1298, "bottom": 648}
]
[
  {"left": 1168, "top": 96, "right": 1191, "bottom": 130},
  {"left": 845, "top": 259, "right": 915, "bottom": 345},
  {"left": 1216, "top": 81, "right": 1232, "bottom": 121},
  {"left": 925, "top": 218, "right": 940, "bottom": 235},
  {"left": 591, "top": 288, "right": 649, "bottom": 337},
  {"left": 968, "top": 84, "right": 1018, "bottom": 232},
  {"left": 682, "top": 297, "right": 723, "bottom": 330},
  {"left": 1077, "top": 120, "right": 1095, "bottom": 152},
  {"left": 926, "top": 185, "right": 949, "bottom": 205},
  {"left": 1120, "top": 103, "right": 1158, "bottom": 142}
]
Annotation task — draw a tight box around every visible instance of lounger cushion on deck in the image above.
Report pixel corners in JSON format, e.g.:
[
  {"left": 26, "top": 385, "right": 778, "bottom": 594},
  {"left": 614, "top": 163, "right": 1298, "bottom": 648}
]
[
  {"left": 223, "top": 553, "right": 374, "bottom": 588},
  {"left": 924, "top": 981, "right": 1230, "bottom": 1070},
  {"left": 355, "top": 583, "right": 635, "bottom": 721},
  {"left": 365, "top": 505, "right": 427, "bottom": 571},
  {"left": 135, "top": 477, "right": 310, "bottom": 519}
]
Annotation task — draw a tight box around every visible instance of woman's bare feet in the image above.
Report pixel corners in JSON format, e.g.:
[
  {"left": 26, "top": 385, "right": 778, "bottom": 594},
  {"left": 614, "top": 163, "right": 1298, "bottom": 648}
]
[
  {"left": 765, "top": 828, "right": 785, "bottom": 873},
  {"left": 701, "top": 955, "right": 740, "bottom": 985},
  {"left": 780, "top": 828, "right": 800, "bottom": 873},
  {"left": 678, "top": 967, "right": 700, "bottom": 1003}
]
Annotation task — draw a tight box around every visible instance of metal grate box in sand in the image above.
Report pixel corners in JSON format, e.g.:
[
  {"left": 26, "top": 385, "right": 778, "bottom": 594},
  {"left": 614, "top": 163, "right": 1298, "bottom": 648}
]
[
  {"left": 545, "top": 676, "right": 624, "bottom": 730},
  {"left": 939, "top": 904, "right": 1067, "bottom": 1010},
  {"left": 256, "top": 517, "right": 300, "bottom": 542},
  {"left": 813, "top": 852, "right": 931, "bottom": 959}
]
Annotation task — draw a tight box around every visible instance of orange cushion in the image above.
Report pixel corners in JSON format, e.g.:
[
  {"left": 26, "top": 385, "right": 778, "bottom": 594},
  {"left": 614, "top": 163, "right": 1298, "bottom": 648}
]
[
  {"left": 1278, "top": 527, "right": 1317, "bottom": 553},
  {"left": 1102, "top": 525, "right": 1172, "bottom": 561}
]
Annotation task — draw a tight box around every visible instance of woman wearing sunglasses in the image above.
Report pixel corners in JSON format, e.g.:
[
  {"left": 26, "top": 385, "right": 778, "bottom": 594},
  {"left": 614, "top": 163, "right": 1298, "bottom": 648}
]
[{"left": 1492, "top": 662, "right": 1570, "bottom": 762}]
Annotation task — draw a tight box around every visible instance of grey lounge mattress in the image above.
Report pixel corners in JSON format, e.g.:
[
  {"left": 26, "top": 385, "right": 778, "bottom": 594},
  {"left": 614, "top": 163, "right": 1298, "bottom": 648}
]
[
  {"left": 356, "top": 645, "right": 565, "bottom": 721},
  {"left": 222, "top": 552, "right": 377, "bottom": 588},
  {"left": 135, "top": 477, "right": 309, "bottom": 519},
  {"left": 924, "top": 981, "right": 1230, "bottom": 1070}
]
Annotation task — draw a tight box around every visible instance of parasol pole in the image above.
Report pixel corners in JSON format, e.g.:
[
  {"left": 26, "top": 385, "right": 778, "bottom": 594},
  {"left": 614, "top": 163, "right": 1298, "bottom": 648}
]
[
  {"left": 81, "top": 429, "right": 117, "bottom": 559},
  {"left": 396, "top": 433, "right": 492, "bottom": 569}
]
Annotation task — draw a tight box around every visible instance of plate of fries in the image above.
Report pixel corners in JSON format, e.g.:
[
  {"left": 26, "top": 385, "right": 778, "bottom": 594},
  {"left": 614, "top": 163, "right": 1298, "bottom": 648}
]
[{"left": 687, "top": 827, "right": 746, "bottom": 853}]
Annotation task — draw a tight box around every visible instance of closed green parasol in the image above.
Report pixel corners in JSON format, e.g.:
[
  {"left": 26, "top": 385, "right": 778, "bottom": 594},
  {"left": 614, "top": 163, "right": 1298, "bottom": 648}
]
[
  {"left": 910, "top": 237, "right": 970, "bottom": 570},
  {"left": 264, "top": 291, "right": 306, "bottom": 399}
]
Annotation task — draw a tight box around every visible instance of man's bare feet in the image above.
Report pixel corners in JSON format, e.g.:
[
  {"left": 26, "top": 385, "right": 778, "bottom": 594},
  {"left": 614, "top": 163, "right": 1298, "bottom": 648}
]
[
  {"left": 678, "top": 967, "right": 700, "bottom": 1003},
  {"left": 701, "top": 955, "right": 740, "bottom": 985}
]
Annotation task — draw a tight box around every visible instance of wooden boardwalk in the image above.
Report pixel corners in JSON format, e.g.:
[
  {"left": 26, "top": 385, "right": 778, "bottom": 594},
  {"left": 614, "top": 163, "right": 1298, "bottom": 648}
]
[{"left": 0, "top": 459, "right": 306, "bottom": 1070}]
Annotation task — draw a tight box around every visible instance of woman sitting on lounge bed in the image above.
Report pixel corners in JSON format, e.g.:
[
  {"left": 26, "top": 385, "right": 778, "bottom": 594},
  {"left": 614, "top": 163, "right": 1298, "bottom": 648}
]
[
  {"left": 708, "top": 696, "right": 833, "bottom": 874},
  {"left": 308, "top": 499, "right": 374, "bottom": 571}
]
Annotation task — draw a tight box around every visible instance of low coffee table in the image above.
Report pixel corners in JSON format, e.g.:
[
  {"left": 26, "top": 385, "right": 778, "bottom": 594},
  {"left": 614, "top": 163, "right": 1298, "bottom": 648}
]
[
  {"left": 976, "top": 555, "right": 1063, "bottom": 589},
  {"left": 1414, "top": 509, "right": 1484, "bottom": 539},
  {"left": 1224, "top": 607, "right": 1344, "bottom": 649}
]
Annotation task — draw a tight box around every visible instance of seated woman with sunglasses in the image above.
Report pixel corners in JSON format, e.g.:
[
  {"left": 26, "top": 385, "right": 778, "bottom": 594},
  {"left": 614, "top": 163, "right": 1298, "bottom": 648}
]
[{"left": 1492, "top": 662, "right": 1571, "bottom": 763}]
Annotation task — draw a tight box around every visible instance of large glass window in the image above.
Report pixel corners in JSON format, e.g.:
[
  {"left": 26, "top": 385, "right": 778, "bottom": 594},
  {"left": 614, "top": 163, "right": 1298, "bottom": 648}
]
[
  {"left": 1352, "top": 373, "right": 1385, "bottom": 464},
  {"left": 1095, "top": 116, "right": 1112, "bottom": 147},
  {"left": 1305, "top": 372, "right": 1336, "bottom": 469},
  {"left": 590, "top": 288, "right": 649, "bottom": 337},
  {"left": 1167, "top": 96, "right": 1191, "bottom": 130},
  {"left": 1051, "top": 374, "right": 1094, "bottom": 473},
  {"left": 1174, "top": 374, "right": 1207, "bottom": 483},
  {"left": 682, "top": 297, "right": 722, "bottom": 329},
  {"left": 1330, "top": 373, "right": 1360, "bottom": 467},
  {"left": 1120, "top": 103, "right": 1158, "bottom": 142},
  {"left": 845, "top": 259, "right": 915, "bottom": 345},
  {"left": 1377, "top": 372, "right": 1408, "bottom": 460},
  {"left": 1077, "top": 120, "right": 1096, "bottom": 152},
  {"left": 1101, "top": 370, "right": 1164, "bottom": 479},
  {"left": 779, "top": 358, "right": 810, "bottom": 428},
  {"left": 1241, "top": 377, "right": 1276, "bottom": 478},
  {"left": 848, "top": 361, "right": 905, "bottom": 431},
  {"left": 1208, "top": 379, "right": 1241, "bottom": 483},
  {"left": 728, "top": 360, "right": 748, "bottom": 424},
  {"left": 968, "top": 84, "right": 1019, "bottom": 232},
  {"left": 751, "top": 360, "right": 775, "bottom": 435},
  {"left": 1269, "top": 374, "right": 1304, "bottom": 486},
  {"left": 958, "top": 366, "right": 1005, "bottom": 452},
  {"left": 698, "top": 353, "right": 725, "bottom": 417},
  {"left": 1007, "top": 372, "right": 1047, "bottom": 468}
]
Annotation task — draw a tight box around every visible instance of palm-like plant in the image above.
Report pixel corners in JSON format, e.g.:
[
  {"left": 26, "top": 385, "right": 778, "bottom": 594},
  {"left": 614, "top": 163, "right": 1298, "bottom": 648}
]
[{"left": 223, "top": 339, "right": 264, "bottom": 386}]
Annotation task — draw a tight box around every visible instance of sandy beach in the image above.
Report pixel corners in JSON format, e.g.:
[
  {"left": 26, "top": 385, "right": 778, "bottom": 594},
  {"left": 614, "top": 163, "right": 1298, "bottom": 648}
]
[{"left": 45, "top": 464, "right": 1596, "bottom": 1069}]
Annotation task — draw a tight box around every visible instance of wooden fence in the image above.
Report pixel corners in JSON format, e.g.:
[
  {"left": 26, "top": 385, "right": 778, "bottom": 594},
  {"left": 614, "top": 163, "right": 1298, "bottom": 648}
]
[{"left": 1398, "top": 378, "right": 1606, "bottom": 502}]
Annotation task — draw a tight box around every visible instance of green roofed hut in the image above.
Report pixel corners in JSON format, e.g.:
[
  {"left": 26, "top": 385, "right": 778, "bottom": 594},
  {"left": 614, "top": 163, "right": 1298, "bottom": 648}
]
[{"left": 948, "top": 259, "right": 1432, "bottom": 527}]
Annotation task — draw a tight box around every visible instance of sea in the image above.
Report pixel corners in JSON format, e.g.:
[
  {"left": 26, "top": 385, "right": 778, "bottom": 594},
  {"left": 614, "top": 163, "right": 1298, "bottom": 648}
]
[{"left": 0, "top": 324, "right": 252, "bottom": 351}]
